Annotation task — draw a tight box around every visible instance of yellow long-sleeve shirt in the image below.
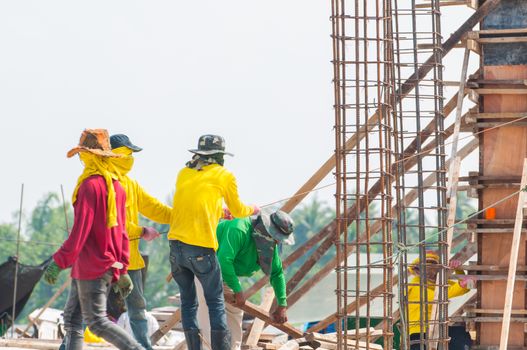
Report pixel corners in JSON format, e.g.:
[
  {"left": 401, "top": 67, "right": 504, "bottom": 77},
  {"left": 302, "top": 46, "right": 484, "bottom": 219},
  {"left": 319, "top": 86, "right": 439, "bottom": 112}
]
[
  {"left": 167, "top": 164, "right": 254, "bottom": 250},
  {"left": 407, "top": 276, "right": 469, "bottom": 335},
  {"left": 121, "top": 177, "right": 172, "bottom": 270}
]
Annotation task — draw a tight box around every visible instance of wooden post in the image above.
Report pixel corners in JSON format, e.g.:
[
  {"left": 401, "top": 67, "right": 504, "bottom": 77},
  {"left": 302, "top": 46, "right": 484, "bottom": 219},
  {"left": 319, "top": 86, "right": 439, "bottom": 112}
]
[
  {"left": 499, "top": 158, "right": 527, "bottom": 350},
  {"left": 430, "top": 45, "right": 470, "bottom": 349}
]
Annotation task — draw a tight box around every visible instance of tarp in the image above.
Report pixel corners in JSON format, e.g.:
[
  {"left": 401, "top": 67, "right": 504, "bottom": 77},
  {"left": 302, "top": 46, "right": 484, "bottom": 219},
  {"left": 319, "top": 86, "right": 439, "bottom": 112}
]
[{"left": 0, "top": 256, "right": 50, "bottom": 336}]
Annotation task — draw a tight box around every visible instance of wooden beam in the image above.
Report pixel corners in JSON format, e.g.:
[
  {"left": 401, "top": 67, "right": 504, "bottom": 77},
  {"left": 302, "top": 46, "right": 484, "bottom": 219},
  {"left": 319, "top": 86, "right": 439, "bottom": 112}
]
[
  {"left": 245, "top": 288, "right": 275, "bottom": 347},
  {"left": 150, "top": 308, "right": 181, "bottom": 345},
  {"left": 22, "top": 277, "right": 71, "bottom": 337},
  {"left": 223, "top": 295, "right": 303, "bottom": 339},
  {"left": 287, "top": 139, "right": 478, "bottom": 308},
  {"left": 474, "top": 88, "right": 527, "bottom": 95},
  {"left": 499, "top": 158, "right": 527, "bottom": 350}
]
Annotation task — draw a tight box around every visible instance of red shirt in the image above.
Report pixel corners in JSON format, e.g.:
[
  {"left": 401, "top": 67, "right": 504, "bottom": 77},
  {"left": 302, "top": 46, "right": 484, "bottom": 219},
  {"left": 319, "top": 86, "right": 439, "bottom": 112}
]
[{"left": 53, "top": 175, "right": 129, "bottom": 282}]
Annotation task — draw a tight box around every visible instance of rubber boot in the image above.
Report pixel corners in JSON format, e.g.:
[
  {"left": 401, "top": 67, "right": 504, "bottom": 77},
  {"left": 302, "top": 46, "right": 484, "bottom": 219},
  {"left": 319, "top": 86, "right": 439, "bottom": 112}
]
[
  {"left": 184, "top": 329, "right": 203, "bottom": 350},
  {"left": 210, "top": 329, "right": 232, "bottom": 350}
]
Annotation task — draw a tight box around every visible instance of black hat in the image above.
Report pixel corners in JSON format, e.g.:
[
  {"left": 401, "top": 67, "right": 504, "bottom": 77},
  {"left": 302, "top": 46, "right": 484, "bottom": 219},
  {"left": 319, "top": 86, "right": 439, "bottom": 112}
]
[
  {"left": 188, "top": 134, "right": 233, "bottom": 156},
  {"left": 110, "top": 134, "right": 142, "bottom": 152}
]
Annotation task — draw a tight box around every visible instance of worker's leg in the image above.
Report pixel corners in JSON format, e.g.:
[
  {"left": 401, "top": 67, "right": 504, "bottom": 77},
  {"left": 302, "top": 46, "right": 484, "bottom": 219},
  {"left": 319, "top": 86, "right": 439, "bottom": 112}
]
[
  {"left": 126, "top": 269, "right": 153, "bottom": 350},
  {"left": 225, "top": 302, "right": 244, "bottom": 350},
  {"left": 77, "top": 271, "right": 144, "bottom": 350},
  {"left": 62, "top": 279, "right": 84, "bottom": 350},
  {"left": 170, "top": 240, "right": 202, "bottom": 350},
  {"left": 183, "top": 242, "right": 230, "bottom": 350},
  {"left": 196, "top": 278, "right": 212, "bottom": 346},
  {"left": 409, "top": 333, "right": 427, "bottom": 350}
]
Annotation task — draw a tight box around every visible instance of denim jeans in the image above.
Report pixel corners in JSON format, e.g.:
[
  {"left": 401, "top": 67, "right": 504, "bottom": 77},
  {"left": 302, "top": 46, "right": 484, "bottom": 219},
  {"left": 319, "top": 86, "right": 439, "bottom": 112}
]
[
  {"left": 126, "top": 269, "right": 153, "bottom": 350},
  {"left": 169, "top": 240, "right": 228, "bottom": 332},
  {"left": 62, "top": 271, "right": 145, "bottom": 350}
]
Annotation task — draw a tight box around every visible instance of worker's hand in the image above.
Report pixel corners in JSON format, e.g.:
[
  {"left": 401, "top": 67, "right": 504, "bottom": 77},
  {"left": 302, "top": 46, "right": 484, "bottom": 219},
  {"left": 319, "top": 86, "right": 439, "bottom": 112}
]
[
  {"left": 44, "top": 260, "right": 63, "bottom": 285},
  {"left": 448, "top": 259, "right": 462, "bottom": 270},
  {"left": 272, "top": 306, "right": 288, "bottom": 324},
  {"left": 117, "top": 273, "right": 134, "bottom": 298},
  {"left": 231, "top": 291, "right": 246, "bottom": 307},
  {"left": 141, "top": 226, "right": 160, "bottom": 241},
  {"left": 252, "top": 205, "right": 260, "bottom": 216},
  {"left": 223, "top": 207, "right": 234, "bottom": 220},
  {"left": 459, "top": 275, "right": 476, "bottom": 289}
]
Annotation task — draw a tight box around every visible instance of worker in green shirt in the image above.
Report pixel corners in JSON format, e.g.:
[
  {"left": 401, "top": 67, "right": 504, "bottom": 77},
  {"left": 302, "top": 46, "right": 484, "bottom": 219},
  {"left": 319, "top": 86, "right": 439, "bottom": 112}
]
[{"left": 196, "top": 209, "right": 294, "bottom": 349}]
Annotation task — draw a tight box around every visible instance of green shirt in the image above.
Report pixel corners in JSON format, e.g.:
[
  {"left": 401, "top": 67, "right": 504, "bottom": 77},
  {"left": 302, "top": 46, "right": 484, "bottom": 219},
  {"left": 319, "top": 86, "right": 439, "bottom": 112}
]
[{"left": 216, "top": 217, "right": 287, "bottom": 306}]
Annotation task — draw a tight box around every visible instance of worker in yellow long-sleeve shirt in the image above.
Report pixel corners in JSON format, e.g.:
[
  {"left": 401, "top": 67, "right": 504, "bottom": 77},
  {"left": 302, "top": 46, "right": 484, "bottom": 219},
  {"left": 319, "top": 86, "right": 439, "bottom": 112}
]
[
  {"left": 110, "top": 134, "right": 173, "bottom": 350},
  {"left": 407, "top": 251, "right": 475, "bottom": 350},
  {"left": 167, "top": 134, "right": 258, "bottom": 350}
]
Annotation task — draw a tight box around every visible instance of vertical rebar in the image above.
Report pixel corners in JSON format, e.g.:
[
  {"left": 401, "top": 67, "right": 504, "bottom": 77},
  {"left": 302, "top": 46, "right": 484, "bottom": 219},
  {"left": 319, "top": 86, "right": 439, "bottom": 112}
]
[
  {"left": 11, "top": 184, "right": 24, "bottom": 338},
  {"left": 332, "top": 0, "right": 396, "bottom": 349}
]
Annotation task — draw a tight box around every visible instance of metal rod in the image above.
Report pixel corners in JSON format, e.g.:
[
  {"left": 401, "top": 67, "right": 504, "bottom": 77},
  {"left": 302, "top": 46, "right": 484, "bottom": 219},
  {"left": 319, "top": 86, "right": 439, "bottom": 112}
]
[{"left": 11, "top": 184, "right": 24, "bottom": 338}]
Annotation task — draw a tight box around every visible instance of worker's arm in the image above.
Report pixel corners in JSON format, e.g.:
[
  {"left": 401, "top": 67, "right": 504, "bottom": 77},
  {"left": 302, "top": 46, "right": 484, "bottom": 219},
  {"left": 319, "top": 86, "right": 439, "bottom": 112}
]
[
  {"left": 269, "top": 247, "right": 287, "bottom": 307},
  {"left": 136, "top": 182, "right": 172, "bottom": 224},
  {"left": 223, "top": 172, "right": 254, "bottom": 218},
  {"left": 447, "top": 280, "right": 470, "bottom": 298},
  {"left": 53, "top": 181, "right": 96, "bottom": 268}
]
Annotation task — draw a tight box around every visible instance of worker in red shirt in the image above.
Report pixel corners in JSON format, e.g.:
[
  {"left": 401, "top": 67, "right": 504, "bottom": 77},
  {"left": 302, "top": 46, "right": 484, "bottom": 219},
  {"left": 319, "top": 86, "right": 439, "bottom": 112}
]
[{"left": 44, "top": 129, "right": 145, "bottom": 350}]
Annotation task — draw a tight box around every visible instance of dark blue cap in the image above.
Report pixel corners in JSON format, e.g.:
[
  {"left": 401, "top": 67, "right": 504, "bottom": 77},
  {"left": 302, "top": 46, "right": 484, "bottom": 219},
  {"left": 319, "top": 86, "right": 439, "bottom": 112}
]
[{"left": 110, "top": 134, "right": 142, "bottom": 152}]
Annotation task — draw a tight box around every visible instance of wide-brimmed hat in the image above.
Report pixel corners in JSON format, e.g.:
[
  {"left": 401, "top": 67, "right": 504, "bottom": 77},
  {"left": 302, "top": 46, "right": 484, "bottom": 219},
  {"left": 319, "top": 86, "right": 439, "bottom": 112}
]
[
  {"left": 67, "top": 129, "right": 123, "bottom": 158},
  {"left": 259, "top": 209, "right": 295, "bottom": 245},
  {"left": 408, "top": 251, "right": 440, "bottom": 276},
  {"left": 188, "top": 134, "right": 234, "bottom": 156},
  {"left": 110, "top": 134, "right": 142, "bottom": 152}
]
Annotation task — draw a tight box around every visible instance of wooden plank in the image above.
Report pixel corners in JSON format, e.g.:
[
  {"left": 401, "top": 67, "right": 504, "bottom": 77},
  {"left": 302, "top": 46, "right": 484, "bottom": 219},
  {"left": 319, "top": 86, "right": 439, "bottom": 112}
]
[
  {"left": 470, "top": 112, "right": 527, "bottom": 119},
  {"left": 246, "top": 288, "right": 275, "bottom": 347},
  {"left": 416, "top": 1, "right": 469, "bottom": 8},
  {"left": 476, "top": 37, "right": 527, "bottom": 44},
  {"left": 223, "top": 291, "right": 303, "bottom": 339},
  {"left": 499, "top": 158, "right": 527, "bottom": 350},
  {"left": 474, "top": 88, "right": 527, "bottom": 94},
  {"left": 466, "top": 308, "right": 527, "bottom": 315},
  {"left": 150, "top": 308, "right": 181, "bottom": 345}
]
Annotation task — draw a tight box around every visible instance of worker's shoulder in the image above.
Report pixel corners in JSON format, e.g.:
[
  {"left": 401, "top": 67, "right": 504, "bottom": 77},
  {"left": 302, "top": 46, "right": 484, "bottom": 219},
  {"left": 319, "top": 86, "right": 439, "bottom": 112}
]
[
  {"left": 218, "top": 217, "right": 252, "bottom": 234},
  {"left": 79, "top": 175, "right": 105, "bottom": 191}
]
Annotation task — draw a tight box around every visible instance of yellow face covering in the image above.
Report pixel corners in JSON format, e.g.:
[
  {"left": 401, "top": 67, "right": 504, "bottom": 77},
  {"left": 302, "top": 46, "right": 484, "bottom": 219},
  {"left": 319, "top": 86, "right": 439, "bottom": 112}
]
[
  {"left": 111, "top": 147, "right": 135, "bottom": 176},
  {"left": 109, "top": 147, "right": 136, "bottom": 210},
  {"left": 73, "top": 152, "right": 120, "bottom": 228}
]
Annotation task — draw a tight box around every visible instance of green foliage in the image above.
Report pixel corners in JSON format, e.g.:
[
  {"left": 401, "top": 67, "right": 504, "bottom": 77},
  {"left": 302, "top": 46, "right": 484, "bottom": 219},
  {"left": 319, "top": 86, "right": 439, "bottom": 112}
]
[{"left": 0, "top": 192, "right": 72, "bottom": 324}]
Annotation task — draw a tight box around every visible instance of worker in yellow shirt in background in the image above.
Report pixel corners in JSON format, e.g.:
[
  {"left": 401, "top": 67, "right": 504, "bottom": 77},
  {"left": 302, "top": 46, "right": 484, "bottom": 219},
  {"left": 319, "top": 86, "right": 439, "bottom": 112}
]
[
  {"left": 406, "top": 251, "right": 475, "bottom": 350},
  {"left": 110, "top": 134, "right": 173, "bottom": 350},
  {"left": 168, "top": 135, "right": 258, "bottom": 350}
]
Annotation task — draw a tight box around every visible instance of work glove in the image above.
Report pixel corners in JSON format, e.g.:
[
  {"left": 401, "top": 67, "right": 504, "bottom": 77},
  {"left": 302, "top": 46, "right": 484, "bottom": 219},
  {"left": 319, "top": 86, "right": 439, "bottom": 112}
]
[
  {"left": 459, "top": 275, "right": 476, "bottom": 289},
  {"left": 272, "top": 306, "right": 288, "bottom": 324},
  {"left": 141, "top": 226, "right": 160, "bottom": 241},
  {"left": 252, "top": 205, "right": 261, "bottom": 216},
  {"left": 116, "top": 273, "right": 134, "bottom": 298},
  {"left": 223, "top": 207, "right": 234, "bottom": 220},
  {"left": 448, "top": 259, "right": 462, "bottom": 269},
  {"left": 43, "top": 260, "right": 63, "bottom": 285}
]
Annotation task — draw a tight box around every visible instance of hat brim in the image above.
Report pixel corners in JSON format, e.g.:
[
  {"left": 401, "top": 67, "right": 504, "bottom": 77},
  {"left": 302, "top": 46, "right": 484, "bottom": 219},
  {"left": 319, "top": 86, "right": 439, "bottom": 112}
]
[
  {"left": 67, "top": 147, "right": 124, "bottom": 158},
  {"left": 188, "top": 149, "right": 234, "bottom": 156},
  {"left": 127, "top": 144, "right": 143, "bottom": 152},
  {"left": 259, "top": 209, "right": 294, "bottom": 245}
]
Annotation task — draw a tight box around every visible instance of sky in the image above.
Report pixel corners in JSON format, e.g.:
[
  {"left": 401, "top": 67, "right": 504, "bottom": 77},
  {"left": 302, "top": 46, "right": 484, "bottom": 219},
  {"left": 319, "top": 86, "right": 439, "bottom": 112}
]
[
  {"left": 0, "top": 1, "right": 337, "bottom": 224},
  {"left": 0, "top": 2, "right": 478, "bottom": 227}
]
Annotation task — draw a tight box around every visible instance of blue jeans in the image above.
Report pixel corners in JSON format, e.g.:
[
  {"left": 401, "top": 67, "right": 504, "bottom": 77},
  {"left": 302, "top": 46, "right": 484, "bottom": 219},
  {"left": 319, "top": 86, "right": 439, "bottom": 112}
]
[
  {"left": 126, "top": 269, "right": 153, "bottom": 350},
  {"left": 169, "top": 240, "right": 228, "bottom": 332},
  {"left": 62, "top": 271, "right": 144, "bottom": 350}
]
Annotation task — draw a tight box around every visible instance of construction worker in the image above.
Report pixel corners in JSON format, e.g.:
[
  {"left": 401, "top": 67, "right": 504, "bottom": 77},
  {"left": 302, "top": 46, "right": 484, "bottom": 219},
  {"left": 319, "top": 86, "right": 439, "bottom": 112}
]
[
  {"left": 109, "top": 133, "right": 173, "bottom": 350},
  {"left": 406, "top": 251, "right": 475, "bottom": 350},
  {"left": 44, "top": 129, "right": 145, "bottom": 350},
  {"left": 167, "top": 134, "right": 258, "bottom": 350},
  {"left": 196, "top": 209, "right": 295, "bottom": 350}
]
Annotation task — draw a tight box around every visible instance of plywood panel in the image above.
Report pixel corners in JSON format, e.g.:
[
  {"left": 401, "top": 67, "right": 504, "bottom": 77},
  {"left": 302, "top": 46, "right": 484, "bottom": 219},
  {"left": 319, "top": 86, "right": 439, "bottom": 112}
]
[{"left": 479, "top": 65, "right": 527, "bottom": 346}]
